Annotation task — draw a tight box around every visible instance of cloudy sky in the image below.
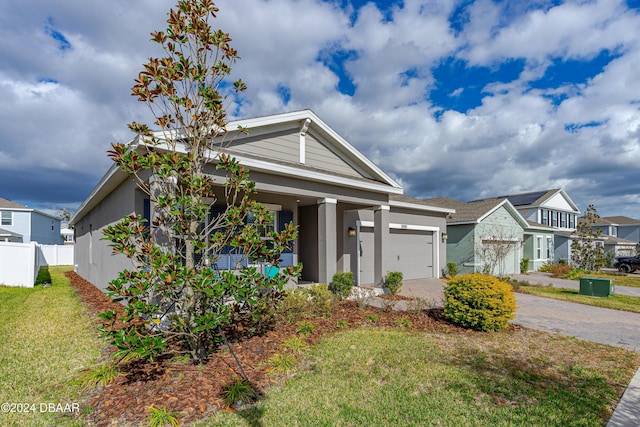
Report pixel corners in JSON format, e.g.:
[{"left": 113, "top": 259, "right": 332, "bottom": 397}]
[{"left": 1, "top": 0, "right": 639, "bottom": 218}]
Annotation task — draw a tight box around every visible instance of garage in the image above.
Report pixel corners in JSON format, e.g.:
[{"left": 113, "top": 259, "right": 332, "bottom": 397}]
[
  {"left": 388, "top": 228, "right": 434, "bottom": 280},
  {"left": 357, "top": 225, "right": 437, "bottom": 285}
]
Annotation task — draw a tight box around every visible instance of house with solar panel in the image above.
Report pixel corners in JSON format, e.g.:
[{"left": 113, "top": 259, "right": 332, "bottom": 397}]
[
  {"left": 480, "top": 189, "right": 581, "bottom": 266},
  {"left": 426, "top": 189, "right": 581, "bottom": 274}
]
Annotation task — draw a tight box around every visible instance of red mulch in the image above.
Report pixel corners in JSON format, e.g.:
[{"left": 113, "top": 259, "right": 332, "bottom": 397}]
[{"left": 65, "top": 272, "right": 461, "bottom": 426}]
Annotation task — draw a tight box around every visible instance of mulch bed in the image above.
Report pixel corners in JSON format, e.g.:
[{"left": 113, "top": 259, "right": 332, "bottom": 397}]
[{"left": 65, "top": 272, "right": 461, "bottom": 426}]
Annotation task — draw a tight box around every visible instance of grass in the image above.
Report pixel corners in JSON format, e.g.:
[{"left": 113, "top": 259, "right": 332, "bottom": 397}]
[
  {"left": 200, "top": 327, "right": 639, "bottom": 427},
  {"left": 518, "top": 285, "right": 640, "bottom": 313},
  {"left": 0, "top": 266, "right": 101, "bottom": 427},
  {"left": 584, "top": 273, "right": 640, "bottom": 288}
]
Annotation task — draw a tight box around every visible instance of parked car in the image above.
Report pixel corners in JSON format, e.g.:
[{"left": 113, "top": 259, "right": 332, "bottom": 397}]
[{"left": 613, "top": 254, "right": 640, "bottom": 273}]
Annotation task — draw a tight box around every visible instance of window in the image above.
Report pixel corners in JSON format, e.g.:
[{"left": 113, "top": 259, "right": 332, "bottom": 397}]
[
  {"left": 569, "top": 214, "right": 575, "bottom": 229},
  {"left": 546, "top": 237, "right": 553, "bottom": 259},
  {"left": 1, "top": 211, "right": 11, "bottom": 226},
  {"left": 552, "top": 211, "right": 558, "bottom": 227},
  {"left": 247, "top": 210, "right": 276, "bottom": 239},
  {"left": 536, "top": 236, "right": 542, "bottom": 259},
  {"left": 541, "top": 209, "right": 548, "bottom": 225},
  {"left": 560, "top": 213, "right": 566, "bottom": 228}
]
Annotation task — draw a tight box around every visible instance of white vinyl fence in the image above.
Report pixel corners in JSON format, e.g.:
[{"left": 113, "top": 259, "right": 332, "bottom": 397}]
[{"left": 0, "top": 242, "right": 74, "bottom": 287}]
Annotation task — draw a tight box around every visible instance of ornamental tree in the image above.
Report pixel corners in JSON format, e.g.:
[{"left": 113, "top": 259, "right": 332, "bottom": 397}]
[
  {"left": 571, "top": 204, "right": 605, "bottom": 272},
  {"left": 99, "top": 0, "right": 300, "bottom": 364}
]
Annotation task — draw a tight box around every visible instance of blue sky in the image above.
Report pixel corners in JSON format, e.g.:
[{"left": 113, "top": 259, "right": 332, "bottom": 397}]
[{"left": 0, "top": 0, "right": 639, "bottom": 219}]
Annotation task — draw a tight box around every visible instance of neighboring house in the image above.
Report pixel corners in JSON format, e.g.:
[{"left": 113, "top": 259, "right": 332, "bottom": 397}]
[
  {"left": 423, "top": 197, "right": 528, "bottom": 276},
  {"left": 0, "top": 227, "right": 23, "bottom": 242},
  {"left": 479, "top": 189, "right": 581, "bottom": 264},
  {"left": 0, "top": 197, "right": 62, "bottom": 244},
  {"left": 61, "top": 227, "right": 74, "bottom": 245},
  {"left": 591, "top": 216, "right": 640, "bottom": 257},
  {"left": 70, "top": 110, "right": 454, "bottom": 292}
]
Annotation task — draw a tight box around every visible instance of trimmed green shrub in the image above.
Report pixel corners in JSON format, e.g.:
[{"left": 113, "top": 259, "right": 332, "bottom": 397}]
[
  {"left": 443, "top": 273, "right": 516, "bottom": 332},
  {"left": 384, "top": 271, "right": 403, "bottom": 295},
  {"left": 446, "top": 262, "right": 458, "bottom": 278},
  {"left": 329, "top": 272, "right": 354, "bottom": 299},
  {"left": 520, "top": 257, "right": 529, "bottom": 273}
]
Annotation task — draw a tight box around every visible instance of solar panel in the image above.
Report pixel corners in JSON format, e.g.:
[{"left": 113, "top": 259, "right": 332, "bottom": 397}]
[{"left": 497, "top": 190, "right": 548, "bottom": 207}]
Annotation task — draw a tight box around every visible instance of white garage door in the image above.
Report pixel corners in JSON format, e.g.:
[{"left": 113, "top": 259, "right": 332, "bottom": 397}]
[{"left": 358, "top": 227, "right": 435, "bottom": 285}]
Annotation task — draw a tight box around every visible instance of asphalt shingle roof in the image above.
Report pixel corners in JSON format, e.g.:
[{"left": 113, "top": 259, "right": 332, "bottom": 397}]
[{"left": 0, "top": 197, "right": 29, "bottom": 210}]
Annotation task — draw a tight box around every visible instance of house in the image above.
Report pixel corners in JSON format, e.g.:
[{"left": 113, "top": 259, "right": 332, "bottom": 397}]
[
  {"left": 70, "top": 110, "right": 454, "bottom": 292},
  {"left": 0, "top": 197, "right": 62, "bottom": 244},
  {"left": 479, "top": 189, "right": 581, "bottom": 264},
  {"left": 423, "top": 197, "right": 529, "bottom": 275},
  {"left": 590, "top": 216, "right": 640, "bottom": 257}
]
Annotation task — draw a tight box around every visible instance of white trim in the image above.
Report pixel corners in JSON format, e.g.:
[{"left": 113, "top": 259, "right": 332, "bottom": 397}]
[
  {"left": 375, "top": 205, "right": 390, "bottom": 211},
  {"left": 390, "top": 200, "right": 455, "bottom": 214},
  {"left": 228, "top": 154, "right": 404, "bottom": 195},
  {"left": 227, "top": 110, "right": 403, "bottom": 190},
  {"left": 389, "top": 223, "right": 439, "bottom": 232},
  {"left": 319, "top": 198, "right": 337, "bottom": 205}
]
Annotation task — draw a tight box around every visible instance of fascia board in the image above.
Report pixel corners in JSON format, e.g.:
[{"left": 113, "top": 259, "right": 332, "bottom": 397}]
[
  {"left": 237, "top": 155, "right": 404, "bottom": 195},
  {"left": 69, "top": 163, "right": 125, "bottom": 226},
  {"left": 389, "top": 200, "right": 455, "bottom": 214}
]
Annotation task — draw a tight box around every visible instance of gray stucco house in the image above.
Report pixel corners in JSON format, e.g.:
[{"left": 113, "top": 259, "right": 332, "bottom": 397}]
[
  {"left": 0, "top": 197, "right": 62, "bottom": 244},
  {"left": 70, "top": 110, "right": 453, "bottom": 291}
]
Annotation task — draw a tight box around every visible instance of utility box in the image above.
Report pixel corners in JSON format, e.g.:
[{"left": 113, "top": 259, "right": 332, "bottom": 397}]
[{"left": 579, "top": 277, "right": 615, "bottom": 297}]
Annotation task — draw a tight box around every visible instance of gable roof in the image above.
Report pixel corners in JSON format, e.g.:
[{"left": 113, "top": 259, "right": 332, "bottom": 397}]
[
  {"left": 423, "top": 197, "right": 528, "bottom": 227},
  {"left": 0, "top": 227, "right": 22, "bottom": 238},
  {"left": 71, "top": 110, "right": 405, "bottom": 226},
  {"left": 0, "top": 197, "right": 30, "bottom": 210},
  {"left": 389, "top": 194, "right": 455, "bottom": 215},
  {"left": 594, "top": 216, "right": 640, "bottom": 226},
  {"left": 477, "top": 189, "right": 580, "bottom": 213}
]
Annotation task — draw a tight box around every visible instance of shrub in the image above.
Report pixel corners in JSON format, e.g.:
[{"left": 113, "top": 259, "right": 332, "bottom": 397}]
[
  {"left": 279, "top": 284, "right": 334, "bottom": 323},
  {"left": 329, "top": 272, "right": 354, "bottom": 299},
  {"left": 443, "top": 273, "right": 516, "bottom": 332},
  {"left": 520, "top": 257, "right": 529, "bottom": 274},
  {"left": 384, "top": 271, "right": 403, "bottom": 295},
  {"left": 446, "top": 262, "right": 458, "bottom": 278}
]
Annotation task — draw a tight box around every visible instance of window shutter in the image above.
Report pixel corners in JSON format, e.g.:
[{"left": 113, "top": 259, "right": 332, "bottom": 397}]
[{"left": 278, "top": 210, "right": 294, "bottom": 266}]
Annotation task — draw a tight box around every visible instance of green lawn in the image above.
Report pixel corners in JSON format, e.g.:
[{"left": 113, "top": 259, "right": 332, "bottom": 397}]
[
  {"left": 518, "top": 285, "right": 640, "bottom": 313},
  {"left": 0, "top": 266, "right": 100, "bottom": 427},
  {"left": 201, "top": 327, "right": 639, "bottom": 427},
  {"left": 588, "top": 273, "right": 640, "bottom": 288}
]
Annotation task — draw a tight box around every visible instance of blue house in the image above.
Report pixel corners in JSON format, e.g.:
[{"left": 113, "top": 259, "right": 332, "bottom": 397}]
[{"left": 0, "top": 197, "right": 62, "bottom": 244}]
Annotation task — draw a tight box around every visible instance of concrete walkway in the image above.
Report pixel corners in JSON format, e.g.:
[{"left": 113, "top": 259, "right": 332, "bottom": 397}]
[{"left": 365, "top": 275, "right": 640, "bottom": 426}]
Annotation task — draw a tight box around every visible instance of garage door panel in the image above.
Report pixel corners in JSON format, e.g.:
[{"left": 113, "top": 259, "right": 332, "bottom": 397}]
[
  {"left": 389, "top": 229, "right": 433, "bottom": 280},
  {"left": 358, "top": 228, "right": 435, "bottom": 284}
]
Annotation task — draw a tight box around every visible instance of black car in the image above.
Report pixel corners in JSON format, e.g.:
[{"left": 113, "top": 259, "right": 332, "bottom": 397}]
[{"left": 613, "top": 254, "right": 640, "bottom": 273}]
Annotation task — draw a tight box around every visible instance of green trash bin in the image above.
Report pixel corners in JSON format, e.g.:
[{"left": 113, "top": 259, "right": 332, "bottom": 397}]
[{"left": 579, "top": 277, "right": 615, "bottom": 297}]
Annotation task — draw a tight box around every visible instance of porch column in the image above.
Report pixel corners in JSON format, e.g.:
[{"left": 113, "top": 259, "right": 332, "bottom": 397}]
[
  {"left": 374, "top": 205, "right": 390, "bottom": 286},
  {"left": 318, "top": 198, "right": 337, "bottom": 284}
]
